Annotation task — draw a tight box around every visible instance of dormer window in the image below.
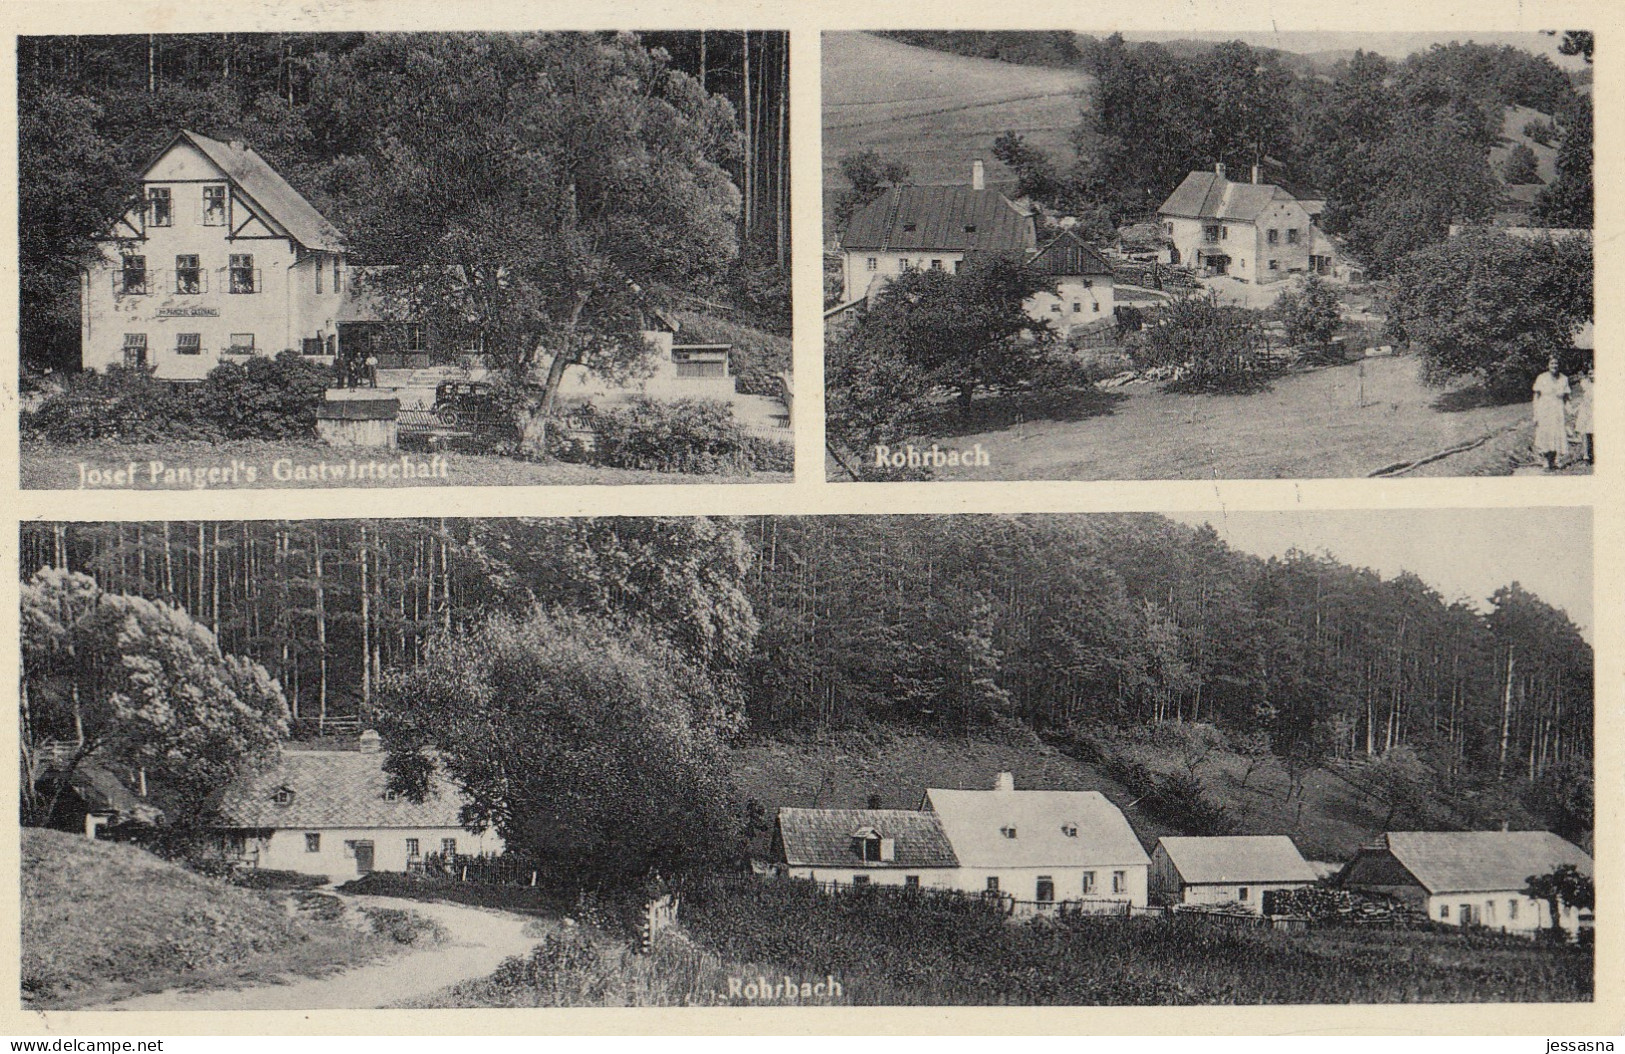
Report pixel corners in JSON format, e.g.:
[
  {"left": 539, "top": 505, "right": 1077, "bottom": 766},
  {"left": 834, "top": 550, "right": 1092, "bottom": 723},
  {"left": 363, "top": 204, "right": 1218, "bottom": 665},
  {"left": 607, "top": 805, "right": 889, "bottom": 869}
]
[
  {"left": 902, "top": 223, "right": 917, "bottom": 233},
  {"left": 273, "top": 787, "right": 294, "bottom": 806},
  {"left": 1061, "top": 824, "right": 1078, "bottom": 837},
  {"left": 850, "top": 826, "right": 895, "bottom": 862},
  {"left": 964, "top": 225, "right": 977, "bottom": 234},
  {"left": 1000, "top": 826, "right": 1017, "bottom": 839}
]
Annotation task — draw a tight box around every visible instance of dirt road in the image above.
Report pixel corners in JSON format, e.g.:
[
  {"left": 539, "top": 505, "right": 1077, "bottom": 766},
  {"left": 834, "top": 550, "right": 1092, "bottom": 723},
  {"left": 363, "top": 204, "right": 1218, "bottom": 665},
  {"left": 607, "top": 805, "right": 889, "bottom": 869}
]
[{"left": 92, "top": 895, "right": 537, "bottom": 1011}]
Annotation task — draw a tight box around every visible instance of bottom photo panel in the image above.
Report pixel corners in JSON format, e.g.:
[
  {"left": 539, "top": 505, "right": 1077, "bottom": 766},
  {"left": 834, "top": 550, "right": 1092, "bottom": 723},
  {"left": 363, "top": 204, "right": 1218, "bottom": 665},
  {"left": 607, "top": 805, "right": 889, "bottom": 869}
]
[{"left": 18, "top": 510, "right": 1593, "bottom": 1011}]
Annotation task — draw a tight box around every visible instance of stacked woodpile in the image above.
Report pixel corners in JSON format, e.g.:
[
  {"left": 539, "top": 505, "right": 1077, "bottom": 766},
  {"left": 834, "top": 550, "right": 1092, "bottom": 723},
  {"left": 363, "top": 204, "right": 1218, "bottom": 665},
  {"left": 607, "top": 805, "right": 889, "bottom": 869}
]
[{"left": 1269, "top": 887, "right": 1432, "bottom": 928}]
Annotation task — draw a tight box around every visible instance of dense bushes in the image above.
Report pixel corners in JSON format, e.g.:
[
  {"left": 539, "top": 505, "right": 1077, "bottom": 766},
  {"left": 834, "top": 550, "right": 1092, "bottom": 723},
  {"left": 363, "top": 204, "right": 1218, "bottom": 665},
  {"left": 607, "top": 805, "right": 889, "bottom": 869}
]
[
  {"left": 22, "top": 351, "right": 327, "bottom": 443},
  {"left": 562, "top": 397, "right": 792, "bottom": 474}
]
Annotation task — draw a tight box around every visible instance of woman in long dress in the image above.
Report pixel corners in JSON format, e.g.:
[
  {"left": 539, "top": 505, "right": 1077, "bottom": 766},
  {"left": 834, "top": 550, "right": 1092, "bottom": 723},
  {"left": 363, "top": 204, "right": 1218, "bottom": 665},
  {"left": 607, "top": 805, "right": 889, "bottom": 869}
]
[{"left": 1532, "top": 356, "right": 1571, "bottom": 470}]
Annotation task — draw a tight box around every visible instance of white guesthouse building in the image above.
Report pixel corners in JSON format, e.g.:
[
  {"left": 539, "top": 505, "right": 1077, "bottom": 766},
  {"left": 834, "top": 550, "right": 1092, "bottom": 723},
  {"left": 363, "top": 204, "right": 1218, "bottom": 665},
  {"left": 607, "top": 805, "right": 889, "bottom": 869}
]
[
  {"left": 82, "top": 129, "right": 358, "bottom": 381},
  {"left": 1157, "top": 163, "right": 1336, "bottom": 284},
  {"left": 215, "top": 731, "right": 500, "bottom": 878},
  {"left": 772, "top": 772, "right": 1150, "bottom": 908}
]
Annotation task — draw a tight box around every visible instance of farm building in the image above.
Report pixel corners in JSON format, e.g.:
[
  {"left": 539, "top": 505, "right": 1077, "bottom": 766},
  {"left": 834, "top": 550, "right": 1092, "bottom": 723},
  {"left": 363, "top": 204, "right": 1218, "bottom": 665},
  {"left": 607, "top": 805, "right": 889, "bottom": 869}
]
[
  {"left": 1157, "top": 163, "right": 1335, "bottom": 284},
  {"left": 1149, "top": 835, "right": 1318, "bottom": 912},
  {"left": 80, "top": 129, "right": 405, "bottom": 380},
  {"left": 837, "top": 161, "right": 1115, "bottom": 331},
  {"left": 1339, "top": 831, "right": 1592, "bottom": 936},
  {"left": 215, "top": 730, "right": 501, "bottom": 878},
  {"left": 773, "top": 772, "right": 1151, "bottom": 908}
]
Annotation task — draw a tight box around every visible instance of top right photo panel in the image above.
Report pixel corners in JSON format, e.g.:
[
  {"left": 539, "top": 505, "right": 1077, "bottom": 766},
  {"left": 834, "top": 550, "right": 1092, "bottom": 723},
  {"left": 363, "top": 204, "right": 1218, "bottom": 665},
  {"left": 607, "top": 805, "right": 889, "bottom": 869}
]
[{"left": 823, "top": 29, "right": 1594, "bottom": 482}]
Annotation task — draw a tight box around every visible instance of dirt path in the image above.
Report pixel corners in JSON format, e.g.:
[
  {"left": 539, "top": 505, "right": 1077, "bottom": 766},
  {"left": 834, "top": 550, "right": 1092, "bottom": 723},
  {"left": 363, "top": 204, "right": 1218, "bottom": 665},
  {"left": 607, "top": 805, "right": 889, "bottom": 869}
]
[{"left": 92, "top": 895, "right": 538, "bottom": 1011}]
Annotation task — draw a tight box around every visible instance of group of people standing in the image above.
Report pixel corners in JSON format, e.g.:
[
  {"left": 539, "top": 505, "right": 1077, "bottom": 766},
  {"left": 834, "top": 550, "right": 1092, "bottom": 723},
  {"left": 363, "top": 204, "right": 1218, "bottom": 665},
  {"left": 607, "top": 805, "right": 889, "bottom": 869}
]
[
  {"left": 1532, "top": 357, "right": 1594, "bottom": 471},
  {"left": 336, "top": 351, "right": 380, "bottom": 390}
]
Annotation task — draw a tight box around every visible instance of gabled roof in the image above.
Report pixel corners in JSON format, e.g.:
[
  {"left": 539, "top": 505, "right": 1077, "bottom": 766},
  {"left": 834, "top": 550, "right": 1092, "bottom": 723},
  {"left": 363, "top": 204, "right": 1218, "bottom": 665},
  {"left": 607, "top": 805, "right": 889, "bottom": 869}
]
[
  {"left": 1155, "top": 835, "right": 1317, "bottom": 885},
  {"left": 1377, "top": 831, "right": 1592, "bottom": 895},
  {"left": 923, "top": 788, "right": 1149, "bottom": 869},
  {"left": 217, "top": 749, "right": 473, "bottom": 830},
  {"left": 1158, "top": 170, "right": 1299, "bottom": 223},
  {"left": 1028, "top": 229, "right": 1113, "bottom": 277},
  {"left": 775, "top": 808, "right": 959, "bottom": 869},
  {"left": 842, "top": 185, "right": 1035, "bottom": 254},
  {"left": 147, "top": 130, "right": 344, "bottom": 252}
]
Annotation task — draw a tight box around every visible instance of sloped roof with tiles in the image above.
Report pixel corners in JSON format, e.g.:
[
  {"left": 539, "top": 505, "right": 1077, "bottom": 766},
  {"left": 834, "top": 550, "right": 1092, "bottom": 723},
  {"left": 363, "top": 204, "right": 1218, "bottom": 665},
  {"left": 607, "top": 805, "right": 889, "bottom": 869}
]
[
  {"left": 775, "top": 808, "right": 960, "bottom": 869},
  {"left": 217, "top": 749, "right": 471, "bottom": 830},
  {"left": 1028, "top": 229, "right": 1114, "bottom": 277},
  {"left": 1374, "top": 831, "right": 1592, "bottom": 895},
  {"left": 1158, "top": 170, "right": 1299, "bottom": 223},
  {"left": 150, "top": 130, "right": 345, "bottom": 251},
  {"left": 842, "top": 185, "right": 1036, "bottom": 254},
  {"left": 1156, "top": 835, "right": 1318, "bottom": 885},
  {"left": 923, "top": 787, "right": 1149, "bottom": 869}
]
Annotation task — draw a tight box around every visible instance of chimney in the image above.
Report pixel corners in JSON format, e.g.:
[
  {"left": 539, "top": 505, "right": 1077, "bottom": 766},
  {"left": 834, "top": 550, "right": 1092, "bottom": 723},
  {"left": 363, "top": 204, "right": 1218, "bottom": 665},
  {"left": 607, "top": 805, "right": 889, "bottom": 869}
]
[
  {"left": 358, "top": 729, "right": 382, "bottom": 754},
  {"left": 1214, "top": 162, "right": 1226, "bottom": 181},
  {"left": 1251, "top": 164, "right": 1262, "bottom": 185},
  {"left": 972, "top": 159, "right": 986, "bottom": 191},
  {"left": 994, "top": 771, "right": 1016, "bottom": 792}
]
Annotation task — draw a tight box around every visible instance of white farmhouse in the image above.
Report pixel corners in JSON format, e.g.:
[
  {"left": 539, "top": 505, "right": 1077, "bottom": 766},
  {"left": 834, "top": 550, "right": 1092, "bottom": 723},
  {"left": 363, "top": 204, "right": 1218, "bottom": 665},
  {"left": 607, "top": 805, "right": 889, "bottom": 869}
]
[
  {"left": 1149, "top": 835, "right": 1318, "bottom": 912},
  {"left": 773, "top": 772, "right": 1150, "bottom": 908},
  {"left": 215, "top": 730, "right": 501, "bottom": 878},
  {"left": 1158, "top": 163, "right": 1334, "bottom": 284},
  {"left": 1339, "top": 830, "right": 1592, "bottom": 936}
]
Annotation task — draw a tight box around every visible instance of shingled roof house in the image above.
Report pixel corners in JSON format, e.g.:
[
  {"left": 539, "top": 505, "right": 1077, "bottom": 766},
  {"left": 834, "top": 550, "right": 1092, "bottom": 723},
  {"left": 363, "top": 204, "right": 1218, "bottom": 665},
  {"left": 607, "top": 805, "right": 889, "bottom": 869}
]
[
  {"left": 1149, "top": 835, "right": 1318, "bottom": 913},
  {"left": 1339, "top": 831, "right": 1593, "bottom": 935},
  {"left": 837, "top": 161, "right": 1115, "bottom": 333},
  {"left": 773, "top": 772, "right": 1150, "bottom": 908},
  {"left": 215, "top": 731, "right": 501, "bottom": 878},
  {"left": 1157, "top": 163, "right": 1335, "bottom": 283}
]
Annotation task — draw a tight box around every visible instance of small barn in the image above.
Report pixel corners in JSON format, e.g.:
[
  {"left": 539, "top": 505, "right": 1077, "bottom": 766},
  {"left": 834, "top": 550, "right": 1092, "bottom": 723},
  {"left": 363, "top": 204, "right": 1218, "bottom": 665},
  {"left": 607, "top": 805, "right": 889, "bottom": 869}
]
[
  {"left": 773, "top": 807, "right": 960, "bottom": 889},
  {"left": 1149, "top": 835, "right": 1318, "bottom": 912},
  {"left": 1339, "top": 830, "right": 1592, "bottom": 935},
  {"left": 315, "top": 397, "right": 400, "bottom": 448},
  {"left": 215, "top": 730, "right": 501, "bottom": 877}
]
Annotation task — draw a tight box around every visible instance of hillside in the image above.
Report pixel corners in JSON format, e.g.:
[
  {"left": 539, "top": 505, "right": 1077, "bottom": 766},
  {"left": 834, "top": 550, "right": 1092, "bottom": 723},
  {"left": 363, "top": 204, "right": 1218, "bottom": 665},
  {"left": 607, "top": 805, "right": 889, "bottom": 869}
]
[
  {"left": 729, "top": 729, "right": 1527, "bottom": 866},
  {"left": 21, "top": 829, "right": 403, "bottom": 1009},
  {"left": 822, "top": 31, "right": 1091, "bottom": 230}
]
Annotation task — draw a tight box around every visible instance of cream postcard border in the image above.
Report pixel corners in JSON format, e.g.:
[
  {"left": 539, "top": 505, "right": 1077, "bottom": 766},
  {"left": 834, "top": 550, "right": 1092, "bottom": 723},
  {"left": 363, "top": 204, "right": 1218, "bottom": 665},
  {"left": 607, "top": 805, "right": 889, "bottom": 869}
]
[{"left": 1, "top": 0, "right": 1620, "bottom": 1036}]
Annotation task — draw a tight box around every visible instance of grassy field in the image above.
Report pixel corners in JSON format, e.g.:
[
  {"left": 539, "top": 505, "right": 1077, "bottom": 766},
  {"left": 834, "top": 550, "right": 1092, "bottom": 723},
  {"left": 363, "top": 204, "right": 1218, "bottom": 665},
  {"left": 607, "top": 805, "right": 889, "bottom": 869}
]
[
  {"left": 680, "top": 879, "right": 1592, "bottom": 1004},
  {"left": 21, "top": 438, "right": 793, "bottom": 490},
  {"left": 831, "top": 355, "right": 1572, "bottom": 481},
  {"left": 823, "top": 32, "right": 1091, "bottom": 230},
  {"left": 20, "top": 829, "right": 429, "bottom": 1009}
]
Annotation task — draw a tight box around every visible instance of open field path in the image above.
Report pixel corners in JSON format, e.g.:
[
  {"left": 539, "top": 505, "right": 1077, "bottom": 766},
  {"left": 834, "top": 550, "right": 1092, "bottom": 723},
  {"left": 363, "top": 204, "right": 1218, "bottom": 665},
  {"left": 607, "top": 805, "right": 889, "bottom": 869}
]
[{"left": 90, "top": 894, "right": 536, "bottom": 1011}]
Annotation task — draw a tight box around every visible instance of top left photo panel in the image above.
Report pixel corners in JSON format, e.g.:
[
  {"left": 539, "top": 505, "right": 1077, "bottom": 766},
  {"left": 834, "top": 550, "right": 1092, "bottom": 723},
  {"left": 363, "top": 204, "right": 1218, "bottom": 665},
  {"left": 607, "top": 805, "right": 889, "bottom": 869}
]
[{"left": 19, "top": 31, "right": 794, "bottom": 490}]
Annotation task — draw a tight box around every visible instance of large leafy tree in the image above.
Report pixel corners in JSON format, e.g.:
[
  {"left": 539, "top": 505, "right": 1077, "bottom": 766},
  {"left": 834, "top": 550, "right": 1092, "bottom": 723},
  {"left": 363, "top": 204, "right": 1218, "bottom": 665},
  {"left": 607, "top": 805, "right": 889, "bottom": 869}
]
[
  {"left": 1386, "top": 229, "right": 1592, "bottom": 388},
  {"left": 20, "top": 568, "right": 288, "bottom": 826},
  {"left": 314, "top": 33, "right": 743, "bottom": 427},
  {"left": 376, "top": 608, "right": 746, "bottom": 885},
  {"left": 1523, "top": 863, "right": 1593, "bottom": 935}
]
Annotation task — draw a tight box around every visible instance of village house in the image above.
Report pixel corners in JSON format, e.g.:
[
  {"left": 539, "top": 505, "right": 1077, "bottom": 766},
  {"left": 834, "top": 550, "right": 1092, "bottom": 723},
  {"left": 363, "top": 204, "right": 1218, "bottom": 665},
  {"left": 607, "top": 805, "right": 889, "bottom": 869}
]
[
  {"left": 1339, "top": 830, "right": 1592, "bottom": 936},
  {"left": 81, "top": 129, "right": 383, "bottom": 381},
  {"left": 1149, "top": 835, "right": 1318, "bottom": 913},
  {"left": 1157, "top": 163, "right": 1335, "bottom": 284},
  {"left": 214, "top": 730, "right": 501, "bottom": 878},
  {"left": 837, "top": 161, "right": 1115, "bottom": 333},
  {"left": 773, "top": 772, "right": 1150, "bottom": 908}
]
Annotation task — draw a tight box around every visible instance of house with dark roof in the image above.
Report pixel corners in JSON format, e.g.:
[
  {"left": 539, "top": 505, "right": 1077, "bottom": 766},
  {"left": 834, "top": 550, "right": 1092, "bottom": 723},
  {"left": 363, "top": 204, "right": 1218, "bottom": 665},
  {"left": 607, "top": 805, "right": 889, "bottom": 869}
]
[
  {"left": 1339, "top": 831, "right": 1592, "bottom": 935},
  {"left": 1149, "top": 835, "right": 1318, "bottom": 912},
  {"left": 1157, "top": 163, "right": 1334, "bottom": 284},
  {"left": 773, "top": 772, "right": 1150, "bottom": 907},
  {"left": 215, "top": 731, "right": 501, "bottom": 878},
  {"left": 82, "top": 129, "right": 393, "bottom": 381},
  {"left": 838, "top": 160, "right": 1115, "bottom": 333}
]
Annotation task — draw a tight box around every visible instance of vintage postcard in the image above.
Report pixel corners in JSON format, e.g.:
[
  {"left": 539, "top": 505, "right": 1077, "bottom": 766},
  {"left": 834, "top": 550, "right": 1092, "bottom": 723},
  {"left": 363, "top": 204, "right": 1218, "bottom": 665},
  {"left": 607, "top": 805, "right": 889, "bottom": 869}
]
[{"left": 2, "top": 0, "right": 1618, "bottom": 1042}]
